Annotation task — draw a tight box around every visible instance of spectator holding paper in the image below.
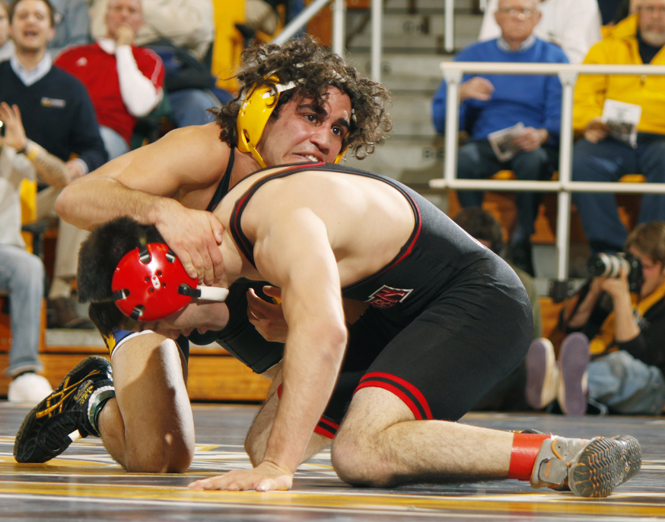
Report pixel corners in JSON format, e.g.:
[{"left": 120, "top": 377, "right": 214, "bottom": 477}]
[{"left": 572, "top": 0, "right": 665, "bottom": 256}]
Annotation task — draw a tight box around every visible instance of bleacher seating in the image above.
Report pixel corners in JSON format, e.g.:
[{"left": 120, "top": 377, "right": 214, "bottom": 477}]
[{"left": 447, "top": 172, "right": 646, "bottom": 247}]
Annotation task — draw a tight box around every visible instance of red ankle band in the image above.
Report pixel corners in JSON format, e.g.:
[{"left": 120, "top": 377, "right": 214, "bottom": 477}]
[{"left": 508, "top": 433, "right": 551, "bottom": 481}]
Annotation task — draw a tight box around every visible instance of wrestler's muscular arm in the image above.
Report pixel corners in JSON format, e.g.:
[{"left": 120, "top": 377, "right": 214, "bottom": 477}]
[
  {"left": 55, "top": 124, "right": 226, "bottom": 284},
  {"left": 190, "top": 206, "right": 347, "bottom": 492}
]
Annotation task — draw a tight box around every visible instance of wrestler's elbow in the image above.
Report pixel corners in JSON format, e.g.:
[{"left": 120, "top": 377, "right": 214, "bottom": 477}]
[
  {"left": 54, "top": 186, "right": 75, "bottom": 221},
  {"left": 55, "top": 182, "right": 89, "bottom": 225},
  {"left": 311, "top": 320, "right": 348, "bottom": 366}
]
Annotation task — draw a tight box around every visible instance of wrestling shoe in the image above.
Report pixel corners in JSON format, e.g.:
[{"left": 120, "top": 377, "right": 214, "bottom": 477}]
[
  {"left": 531, "top": 435, "right": 642, "bottom": 497},
  {"left": 607, "top": 435, "right": 642, "bottom": 484},
  {"left": 525, "top": 338, "right": 558, "bottom": 410},
  {"left": 14, "top": 356, "right": 115, "bottom": 463}
]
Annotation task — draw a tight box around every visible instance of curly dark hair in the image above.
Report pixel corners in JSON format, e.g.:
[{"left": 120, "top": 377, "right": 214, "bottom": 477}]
[
  {"left": 78, "top": 217, "right": 165, "bottom": 336},
  {"left": 213, "top": 35, "right": 392, "bottom": 160}
]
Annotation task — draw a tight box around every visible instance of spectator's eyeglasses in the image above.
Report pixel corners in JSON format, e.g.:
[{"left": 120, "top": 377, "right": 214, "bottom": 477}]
[
  {"left": 497, "top": 8, "right": 536, "bottom": 18},
  {"left": 640, "top": 5, "right": 665, "bottom": 15}
]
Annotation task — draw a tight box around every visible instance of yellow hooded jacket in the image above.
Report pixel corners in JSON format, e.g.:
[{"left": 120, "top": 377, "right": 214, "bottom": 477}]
[{"left": 573, "top": 14, "right": 665, "bottom": 134}]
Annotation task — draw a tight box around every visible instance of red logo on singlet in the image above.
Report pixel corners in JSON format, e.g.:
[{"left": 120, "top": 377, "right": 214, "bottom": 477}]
[{"left": 366, "top": 285, "right": 413, "bottom": 309}]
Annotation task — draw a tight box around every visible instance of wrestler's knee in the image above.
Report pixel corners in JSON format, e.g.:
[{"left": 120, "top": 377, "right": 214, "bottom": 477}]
[
  {"left": 331, "top": 387, "right": 415, "bottom": 486},
  {"left": 124, "top": 432, "right": 194, "bottom": 473},
  {"left": 331, "top": 428, "right": 395, "bottom": 487}
]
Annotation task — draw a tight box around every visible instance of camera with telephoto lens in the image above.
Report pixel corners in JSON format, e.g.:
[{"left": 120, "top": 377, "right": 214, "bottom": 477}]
[{"left": 588, "top": 252, "right": 643, "bottom": 291}]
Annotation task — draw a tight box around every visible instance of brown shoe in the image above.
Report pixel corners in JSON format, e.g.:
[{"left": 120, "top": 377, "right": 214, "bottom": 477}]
[{"left": 47, "top": 297, "right": 95, "bottom": 329}]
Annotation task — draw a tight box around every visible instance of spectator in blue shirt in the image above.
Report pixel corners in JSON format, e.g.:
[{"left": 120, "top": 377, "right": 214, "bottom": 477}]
[{"left": 432, "top": 0, "right": 568, "bottom": 275}]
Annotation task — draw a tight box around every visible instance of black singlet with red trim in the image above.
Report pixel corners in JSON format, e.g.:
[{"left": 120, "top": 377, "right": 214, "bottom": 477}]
[
  {"left": 229, "top": 162, "right": 493, "bottom": 317},
  {"left": 205, "top": 147, "right": 234, "bottom": 212},
  {"left": 225, "top": 162, "right": 531, "bottom": 437}
]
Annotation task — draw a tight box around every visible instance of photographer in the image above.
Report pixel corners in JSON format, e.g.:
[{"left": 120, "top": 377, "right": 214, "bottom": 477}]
[{"left": 528, "top": 221, "right": 665, "bottom": 415}]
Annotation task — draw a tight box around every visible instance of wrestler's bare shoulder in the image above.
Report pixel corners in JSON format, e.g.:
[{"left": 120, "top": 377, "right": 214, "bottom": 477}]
[
  {"left": 218, "top": 166, "right": 415, "bottom": 285},
  {"left": 141, "top": 123, "right": 232, "bottom": 184},
  {"left": 215, "top": 166, "right": 413, "bottom": 237},
  {"left": 215, "top": 164, "right": 295, "bottom": 216},
  {"left": 161, "top": 123, "right": 230, "bottom": 164}
]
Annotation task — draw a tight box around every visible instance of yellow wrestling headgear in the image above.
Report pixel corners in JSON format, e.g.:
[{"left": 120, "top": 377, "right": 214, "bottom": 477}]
[
  {"left": 237, "top": 77, "right": 295, "bottom": 168},
  {"left": 237, "top": 76, "right": 349, "bottom": 167}
]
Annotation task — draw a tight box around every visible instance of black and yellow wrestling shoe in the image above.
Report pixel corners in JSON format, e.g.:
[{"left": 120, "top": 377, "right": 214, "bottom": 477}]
[
  {"left": 531, "top": 435, "right": 642, "bottom": 497},
  {"left": 13, "top": 356, "right": 115, "bottom": 463}
]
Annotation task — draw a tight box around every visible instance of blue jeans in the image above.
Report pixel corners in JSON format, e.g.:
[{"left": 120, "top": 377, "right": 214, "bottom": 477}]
[
  {"left": 457, "top": 139, "right": 556, "bottom": 242},
  {"left": 0, "top": 245, "right": 45, "bottom": 376},
  {"left": 99, "top": 126, "right": 129, "bottom": 161},
  {"left": 588, "top": 350, "right": 665, "bottom": 415},
  {"left": 168, "top": 89, "right": 219, "bottom": 127},
  {"left": 572, "top": 135, "right": 665, "bottom": 253}
]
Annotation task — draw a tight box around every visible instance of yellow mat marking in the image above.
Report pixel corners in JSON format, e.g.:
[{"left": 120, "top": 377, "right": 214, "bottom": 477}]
[{"left": 0, "top": 481, "right": 664, "bottom": 517}]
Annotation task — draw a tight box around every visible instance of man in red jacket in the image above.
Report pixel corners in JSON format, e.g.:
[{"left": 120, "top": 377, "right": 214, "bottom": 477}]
[{"left": 55, "top": 0, "right": 164, "bottom": 160}]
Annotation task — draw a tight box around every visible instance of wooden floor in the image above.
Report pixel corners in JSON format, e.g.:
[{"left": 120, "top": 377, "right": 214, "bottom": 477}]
[{"left": 2, "top": 403, "right": 665, "bottom": 521}]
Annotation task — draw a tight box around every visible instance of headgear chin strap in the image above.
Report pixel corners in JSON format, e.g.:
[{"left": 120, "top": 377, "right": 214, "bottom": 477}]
[
  {"left": 237, "top": 76, "right": 349, "bottom": 167},
  {"left": 110, "top": 235, "right": 228, "bottom": 322}
]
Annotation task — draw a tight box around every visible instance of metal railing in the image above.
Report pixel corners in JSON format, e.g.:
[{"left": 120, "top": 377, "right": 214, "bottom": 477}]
[
  {"left": 430, "top": 62, "right": 665, "bottom": 299},
  {"left": 273, "top": 0, "right": 347, "bottom": 56},
  {"left": 272, "top": 0, "right": 384, "bottom": 82},
  {"left": 445, "top": 0, "right": 455, "bottom": 53},
  {"left": 274, "top": 0, "right": 457, "bottom": 58}
]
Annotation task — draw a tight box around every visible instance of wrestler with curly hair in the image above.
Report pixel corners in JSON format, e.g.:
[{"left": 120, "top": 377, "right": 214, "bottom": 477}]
[
  {"left": 41, "top": 36, "right": 391, "bottom": 473},
  {"left": 215, "top": 35, "right": 391, "bottom": 160}
]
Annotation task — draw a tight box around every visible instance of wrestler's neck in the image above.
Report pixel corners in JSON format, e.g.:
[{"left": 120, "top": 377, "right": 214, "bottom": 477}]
[{"left": 230, "top": 149, "right": 264, "bottom": 190}]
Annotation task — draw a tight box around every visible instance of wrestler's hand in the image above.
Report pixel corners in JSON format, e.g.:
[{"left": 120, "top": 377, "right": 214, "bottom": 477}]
[
  {"left": 513, "top": 127, "right": 548, "bottom": 152},
  {"left": 188, "top": 461, "right": 294, "bottom": 492},
  {"left": 584, "top": 117, "right": 610, "bottom": 143},
  {"left": 0, "top": 102, "right": 27, "bottom": 152},
  {"left": 459, "top": 77, "right": 494, "bottom": 102},
  {"left": 248, "top": 286, "right": 288, "bottom": 342},
  {"left": 155, "top": 203, "right": 225, "bottom": 285}
]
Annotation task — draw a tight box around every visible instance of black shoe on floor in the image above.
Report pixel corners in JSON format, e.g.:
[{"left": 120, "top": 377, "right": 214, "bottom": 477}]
[{"left": 14, "top": 356, "right": 115, "bottom": 463}]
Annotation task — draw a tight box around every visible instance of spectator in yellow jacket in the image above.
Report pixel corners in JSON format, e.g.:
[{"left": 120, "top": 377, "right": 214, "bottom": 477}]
[{"left": 572, "top": 2, "right": 665, "bottom": 255}]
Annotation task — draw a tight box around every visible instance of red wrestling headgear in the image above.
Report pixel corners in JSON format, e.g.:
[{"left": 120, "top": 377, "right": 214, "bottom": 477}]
[{"left": 110, "top": 240, "right": 228, "bottom": 322}]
